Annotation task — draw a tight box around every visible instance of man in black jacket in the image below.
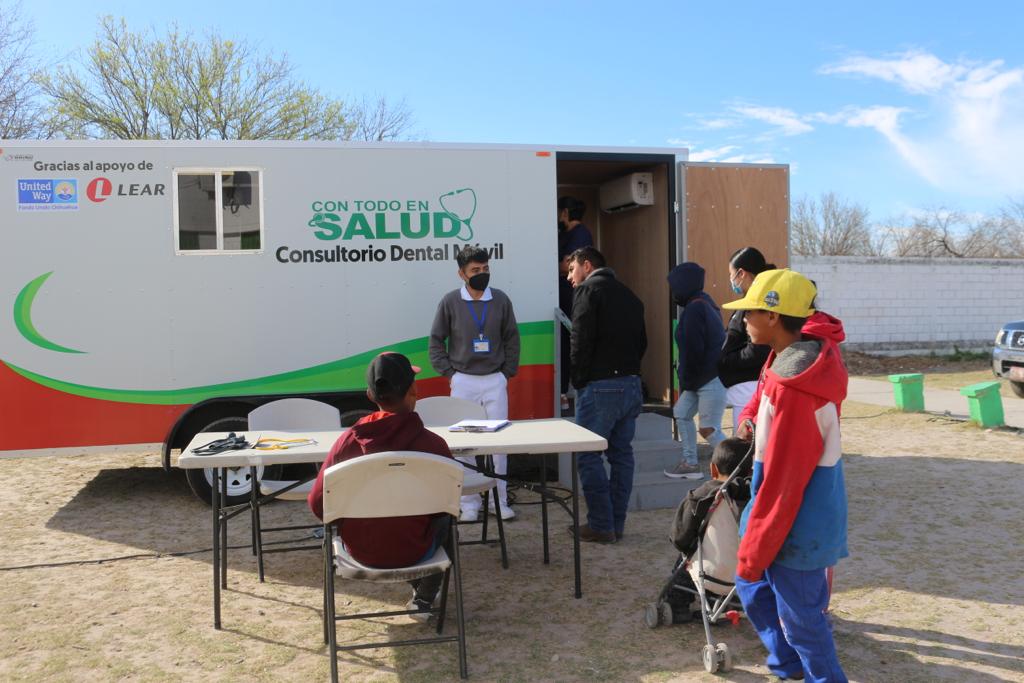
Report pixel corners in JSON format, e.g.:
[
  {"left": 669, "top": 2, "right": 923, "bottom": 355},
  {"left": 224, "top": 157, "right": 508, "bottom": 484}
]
[{"left": 566, "top": 246, "right": 647, "bottom": 543}]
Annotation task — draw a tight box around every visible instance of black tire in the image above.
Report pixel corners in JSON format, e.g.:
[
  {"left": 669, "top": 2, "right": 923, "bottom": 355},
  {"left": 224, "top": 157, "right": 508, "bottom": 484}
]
[
  {"left": 279, "top": 407, "right": 373, "bottom": 481},
  {"left": 340, "top": 408, "right": 373, "bottom": 426},
  {"left": 184, "top": 415, "right": 282, "bottom": 506},
  {"left": 1011, "top": 381, "right": 1024, "bottom": 398}
]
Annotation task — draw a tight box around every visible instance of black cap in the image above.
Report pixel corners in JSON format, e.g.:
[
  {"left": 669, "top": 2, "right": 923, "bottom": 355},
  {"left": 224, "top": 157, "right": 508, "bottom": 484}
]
[{"left": 366, "top": 352, "right": 420, "bottom": 403}]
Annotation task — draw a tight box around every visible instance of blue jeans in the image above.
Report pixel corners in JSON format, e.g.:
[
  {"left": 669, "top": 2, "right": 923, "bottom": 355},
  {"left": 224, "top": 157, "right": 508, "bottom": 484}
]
[
  {"left": 575, "top": 376, "right": 642, "bottom": 535},
  {"left": 736, "top": 564, "right": 847, "bottom": 683},
  {"left": 673, "top": 377, "right": 726, "bottom": 466}
]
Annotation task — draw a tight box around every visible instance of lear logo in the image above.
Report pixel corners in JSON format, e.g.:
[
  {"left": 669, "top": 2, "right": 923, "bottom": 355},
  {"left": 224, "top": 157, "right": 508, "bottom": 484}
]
[
  {"left": 17, "top": 179, "right": 79, "bottom": 212},
  {"left": 307, "top": 188, "right": 477, "bottom": 242},
  {"left": 87, "top": 177, "right": 113, "bottom": 202},
  {"left": 85, "top": 176, "right": 165, "bottom": 203}
]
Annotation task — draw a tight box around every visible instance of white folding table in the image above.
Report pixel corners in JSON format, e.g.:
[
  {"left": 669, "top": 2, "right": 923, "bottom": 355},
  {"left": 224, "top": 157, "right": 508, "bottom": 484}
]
[{"left": 177, "top": 418, "right": 607, "bottom": 628}]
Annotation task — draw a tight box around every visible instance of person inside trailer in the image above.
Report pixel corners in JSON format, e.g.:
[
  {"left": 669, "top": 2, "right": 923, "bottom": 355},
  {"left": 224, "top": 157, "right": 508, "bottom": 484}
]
[{"left": 557, "top": 196, "right": 593, "bottom": 395}]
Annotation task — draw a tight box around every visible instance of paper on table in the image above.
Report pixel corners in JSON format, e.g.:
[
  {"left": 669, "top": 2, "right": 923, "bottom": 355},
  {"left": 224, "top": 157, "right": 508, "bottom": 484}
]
[{"left": 448, "top": 419, "right": 510, "bottom": 432}]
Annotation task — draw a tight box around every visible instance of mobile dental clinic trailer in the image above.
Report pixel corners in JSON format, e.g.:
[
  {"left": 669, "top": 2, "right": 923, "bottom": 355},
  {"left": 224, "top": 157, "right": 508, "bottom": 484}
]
[{"left": 0, "top": 140, "right": 789, "bottom": 502}]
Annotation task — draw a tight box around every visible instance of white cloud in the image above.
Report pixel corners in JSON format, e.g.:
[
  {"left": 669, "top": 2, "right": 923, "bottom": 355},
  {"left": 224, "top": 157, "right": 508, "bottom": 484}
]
[
  {"left": 721, "top": 154, "right": 777, "bottom": 164},
  {"left": 681, "top": 144, "right": 775, "bottom": 164},
  {"left": 687, "top": 145, "right": 739, "bottom": 161},
  {"left": 820, "top": 50, "right": 970, "bottom": 94},
  {"left": 822, "top": 50, "right": 1024, "bottom": 196},
  {"left": 731, "top": 105, "right": 813, "bottom": 136},
  {"left": 698, "top": 117, "right": 738, "bottom": 130}
]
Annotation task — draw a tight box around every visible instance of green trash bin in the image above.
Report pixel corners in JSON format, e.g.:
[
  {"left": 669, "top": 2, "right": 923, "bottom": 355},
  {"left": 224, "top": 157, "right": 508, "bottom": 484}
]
[
  {"left": 959, "top": 381, "right": 1005, "bottom": 428},
  {"left": 888, "top": 373, "right": 925, "bottom": 412}
]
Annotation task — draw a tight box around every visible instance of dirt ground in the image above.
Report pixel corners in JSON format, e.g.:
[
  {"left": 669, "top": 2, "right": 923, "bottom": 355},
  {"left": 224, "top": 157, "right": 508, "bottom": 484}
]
[{"left": 1, "top": 399, "right": 1023, "bottom": 682}]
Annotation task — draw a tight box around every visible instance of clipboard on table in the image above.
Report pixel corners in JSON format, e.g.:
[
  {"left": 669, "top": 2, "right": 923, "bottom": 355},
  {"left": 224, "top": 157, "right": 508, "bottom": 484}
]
[{"left": 447, "top": 419, "right": 510, "bottom": 433}]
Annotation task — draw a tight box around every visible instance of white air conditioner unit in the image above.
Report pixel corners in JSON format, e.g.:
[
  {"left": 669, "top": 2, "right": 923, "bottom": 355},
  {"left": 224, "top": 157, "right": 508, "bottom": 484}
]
[{"left": 599, "top": 172, "right": 654, "bottom": 213}]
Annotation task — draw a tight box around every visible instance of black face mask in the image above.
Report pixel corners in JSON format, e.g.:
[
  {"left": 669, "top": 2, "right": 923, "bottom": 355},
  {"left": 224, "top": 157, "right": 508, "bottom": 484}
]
[
  {"left": 673, "top": 294, "right": 687, "bottom": 307},
  {"left": 558, "top": 220, "right": 568, "bottom": 232},
  {"left": 468, "top": 272, "right": 490, "bottom": 291}
]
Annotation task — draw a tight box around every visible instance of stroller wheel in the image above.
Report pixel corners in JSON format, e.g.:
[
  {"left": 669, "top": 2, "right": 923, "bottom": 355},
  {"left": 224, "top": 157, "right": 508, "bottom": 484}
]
[
  {"left": 660, "top": 602, "right": 674, "bottom": 627},
  {"left": 644, "top": 603, "right": 661, "bottom": 629},
  {"left": 716, "top": 642, "right": 732, "bottom": 672},
  {"left": 702, "top": 644, "right": 719, "bottom": 673}
]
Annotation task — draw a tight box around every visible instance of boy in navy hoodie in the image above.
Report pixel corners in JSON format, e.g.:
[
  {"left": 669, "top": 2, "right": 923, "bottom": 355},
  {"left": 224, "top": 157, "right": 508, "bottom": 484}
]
[
  {"left": 723, "top": 270, "right": 848, "bottom": 683},
  {"left": 664, "top": 262, "right": 726, "bottom": 480},
  {"left": 308, "top": 352, "right": 454, "bottom": 619}
]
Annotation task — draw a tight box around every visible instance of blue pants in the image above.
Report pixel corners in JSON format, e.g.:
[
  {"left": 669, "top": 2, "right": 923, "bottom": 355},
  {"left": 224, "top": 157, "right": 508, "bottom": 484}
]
[
  {"left": 575, "top": 376, "right": 642, "bottom": 535},
  {"left": 736, "top": 564, "right": 847, "bottom": 683},
  {"left": 673, "top": 377, "right": 726, "bottom": 466}
]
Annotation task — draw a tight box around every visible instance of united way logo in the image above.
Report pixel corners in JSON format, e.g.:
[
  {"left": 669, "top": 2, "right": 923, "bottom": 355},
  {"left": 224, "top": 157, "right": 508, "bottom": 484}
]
[
  {"left": 17, "top": 178, "right": 79, "bottom": 212},
  {"left": 54, "top": 180, "right": 76, "bottom": 201}
]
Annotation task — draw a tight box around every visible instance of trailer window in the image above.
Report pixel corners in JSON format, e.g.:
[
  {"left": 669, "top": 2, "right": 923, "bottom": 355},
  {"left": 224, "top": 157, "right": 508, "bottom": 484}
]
[{"left": 175, "top": 169, "right": 262, "bottom": 253}]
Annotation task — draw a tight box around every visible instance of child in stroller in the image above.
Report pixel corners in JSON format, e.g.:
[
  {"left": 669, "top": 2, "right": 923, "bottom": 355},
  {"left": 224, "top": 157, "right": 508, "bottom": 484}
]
[{"left": 644, "top": 438, "right": 753, "bottom": 672}]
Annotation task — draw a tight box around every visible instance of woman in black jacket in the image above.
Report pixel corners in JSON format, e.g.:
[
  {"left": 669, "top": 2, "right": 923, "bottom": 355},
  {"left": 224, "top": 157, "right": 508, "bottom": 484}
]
[{"left": 718, "top": 247, "right": 774, "bottom": 432}]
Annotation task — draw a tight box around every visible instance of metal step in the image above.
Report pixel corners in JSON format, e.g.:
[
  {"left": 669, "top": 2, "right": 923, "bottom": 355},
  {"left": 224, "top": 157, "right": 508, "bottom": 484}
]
[
  {"left": 556, "top": 411, "right": 716, "bottom": 511},
  {"left": 629, "top": 471, "right": 704, "bottom": 511}
]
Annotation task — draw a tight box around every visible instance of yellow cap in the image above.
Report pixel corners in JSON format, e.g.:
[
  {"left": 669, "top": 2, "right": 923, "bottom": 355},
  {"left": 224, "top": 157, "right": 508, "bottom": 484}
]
[{"left": 722, "top": 269, "right": 816, "bottom": 317}]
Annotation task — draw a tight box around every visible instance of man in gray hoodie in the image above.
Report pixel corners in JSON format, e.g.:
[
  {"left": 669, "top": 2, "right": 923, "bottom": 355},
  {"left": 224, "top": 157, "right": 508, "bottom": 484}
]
[{"left": 429, "top": 246, "right": 520, "bottom": 521}]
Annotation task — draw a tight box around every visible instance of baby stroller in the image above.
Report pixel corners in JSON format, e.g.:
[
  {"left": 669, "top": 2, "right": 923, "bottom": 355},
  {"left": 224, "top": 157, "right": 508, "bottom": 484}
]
[{"left": 644, "top": 441, "right": 753, "bottom": 674}]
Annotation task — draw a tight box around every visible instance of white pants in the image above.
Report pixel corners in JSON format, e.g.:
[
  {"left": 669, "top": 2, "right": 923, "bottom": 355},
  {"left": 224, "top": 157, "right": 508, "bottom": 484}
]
[
  {"left": 725, "top": 381, "right": 758, "bottom": 433},
  {"left": 450, "top": 371, "right": 510, "bottom": 511}
]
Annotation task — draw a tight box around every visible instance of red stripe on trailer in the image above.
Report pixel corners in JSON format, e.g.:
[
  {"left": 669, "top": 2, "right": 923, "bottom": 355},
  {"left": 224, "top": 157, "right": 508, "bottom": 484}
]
[
  {"left": 415, "top": 364, "right": 555, "bottom": 420},
  {"left": 0, "top": 361, "right": 187, "bottom": 451},
  {"left": 0, "top": 361, "right": 555, "bottom": 451}
]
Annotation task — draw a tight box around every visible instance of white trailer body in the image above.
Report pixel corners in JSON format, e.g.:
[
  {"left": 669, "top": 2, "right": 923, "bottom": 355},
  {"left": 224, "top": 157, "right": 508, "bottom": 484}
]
[{"left": 1, "top": 140, "right": 790, "bottom": 501}]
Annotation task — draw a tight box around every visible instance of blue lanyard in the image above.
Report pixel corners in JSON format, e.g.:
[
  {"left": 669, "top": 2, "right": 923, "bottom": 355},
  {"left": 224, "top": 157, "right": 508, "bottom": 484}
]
[{"left": 466, "top": 300, "right": 488, "bottom": 339}]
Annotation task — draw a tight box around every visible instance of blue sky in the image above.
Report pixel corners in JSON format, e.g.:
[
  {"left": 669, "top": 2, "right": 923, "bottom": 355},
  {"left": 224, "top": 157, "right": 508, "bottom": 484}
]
[{"left": 20, "top": 1, "right": 1024, "bottom": 222}]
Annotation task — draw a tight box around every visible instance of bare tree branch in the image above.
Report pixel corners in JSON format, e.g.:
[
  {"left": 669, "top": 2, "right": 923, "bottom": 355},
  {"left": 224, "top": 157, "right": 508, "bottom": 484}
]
[
  {"left": 347, "top": 95, "right": 414, "bottom": 141},
  {"left": 0, "top": 2, "right": 49, "bottom": 138},
  {"left": 36, "top": 17, "right": 409, "bottom": 142},
  {"left": 874, "top": 204, "right": 1024, "bottom": 258},
  {"left": 791, "top": 192, "right": 875, "bottom": 256}
]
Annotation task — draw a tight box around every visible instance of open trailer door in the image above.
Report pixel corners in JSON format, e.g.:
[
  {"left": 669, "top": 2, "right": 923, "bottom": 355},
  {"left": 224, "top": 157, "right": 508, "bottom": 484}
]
[{"left": 679, "top": 161, "right": 790, "bottom": 315}]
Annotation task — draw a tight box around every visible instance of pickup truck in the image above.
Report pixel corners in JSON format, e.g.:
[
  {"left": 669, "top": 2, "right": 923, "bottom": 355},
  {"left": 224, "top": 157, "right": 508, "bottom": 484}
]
[{"left": 993, "top": 321, "right": 1024, "bottom": 398}]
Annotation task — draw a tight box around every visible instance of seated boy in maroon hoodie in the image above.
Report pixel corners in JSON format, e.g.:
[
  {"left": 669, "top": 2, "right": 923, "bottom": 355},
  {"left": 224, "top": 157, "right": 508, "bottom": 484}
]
[{"left": 308, "top": 352, "right": 454, "bottom": 617}]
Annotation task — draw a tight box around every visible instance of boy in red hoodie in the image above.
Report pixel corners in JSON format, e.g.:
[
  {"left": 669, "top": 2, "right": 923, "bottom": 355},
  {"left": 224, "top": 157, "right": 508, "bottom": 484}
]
[
  {"left": 308, "top": 352, "right": 454, "bottom": 618},
  {"left": 722, "top": 270, "right": 848, "bottom": 683}
]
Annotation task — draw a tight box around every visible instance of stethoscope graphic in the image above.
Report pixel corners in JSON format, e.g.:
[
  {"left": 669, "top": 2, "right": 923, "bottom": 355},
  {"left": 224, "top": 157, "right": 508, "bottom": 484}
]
[{"left": 438, "top": 188, "right": 476, "bottom": 241}]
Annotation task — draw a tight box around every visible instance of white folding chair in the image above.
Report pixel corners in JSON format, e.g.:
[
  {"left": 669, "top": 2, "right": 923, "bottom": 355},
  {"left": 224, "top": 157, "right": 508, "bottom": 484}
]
[
  {"left": 321, "top": 451, "right": 468, "bottom": 681},
  {"left": 417, "top": 396, "right": 509, "bottom": 569},
  {"left": 248, "top": 398, "right": 342, "bottom": 581}
]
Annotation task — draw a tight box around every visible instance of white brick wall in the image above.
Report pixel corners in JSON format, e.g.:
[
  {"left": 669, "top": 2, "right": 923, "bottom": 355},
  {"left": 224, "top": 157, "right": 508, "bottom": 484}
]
[{"left": 791, "top": 256, "right": 1024, "bottom": 350}]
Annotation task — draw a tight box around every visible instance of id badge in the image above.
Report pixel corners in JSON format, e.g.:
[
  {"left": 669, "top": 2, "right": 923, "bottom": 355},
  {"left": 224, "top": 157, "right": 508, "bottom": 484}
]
[{"left": 473, "top": 337, "right": 491, "bottom": 353}]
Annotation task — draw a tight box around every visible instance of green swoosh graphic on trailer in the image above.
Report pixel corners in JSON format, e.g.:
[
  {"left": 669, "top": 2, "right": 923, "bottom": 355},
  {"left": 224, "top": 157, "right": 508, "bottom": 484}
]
[
  {"left": 3, "top": 321, "right": 554, "bottom": 405},
  {"left": 14, "top": 272, "right": 86, "bottom": 354}
]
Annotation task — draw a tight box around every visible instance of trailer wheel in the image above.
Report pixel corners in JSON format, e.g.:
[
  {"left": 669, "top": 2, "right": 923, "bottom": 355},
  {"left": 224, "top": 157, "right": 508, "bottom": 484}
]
[
  {"left": 340, "top": 408, "right": 373, "bottom": 426},
  {"left": 1011, "top": 381, "right": 1024, "bottom": 398},
  {"left": 183, "top": 416, "right": 281, "bottom": 506}
]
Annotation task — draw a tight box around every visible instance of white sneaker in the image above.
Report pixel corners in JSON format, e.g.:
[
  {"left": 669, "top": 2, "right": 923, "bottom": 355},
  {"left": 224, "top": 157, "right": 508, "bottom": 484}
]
[
  {"left": 488, "top": 500, "right": 516, "bottom": 520},
  {"left": 406, "top": 596, "right": 433, "bottom": 623},
  {"left": 664, "top": 461, "right": 705, "bottom": 480},
  {"left": 460, "top": 507, "right": 480, "bottom": 523}
]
